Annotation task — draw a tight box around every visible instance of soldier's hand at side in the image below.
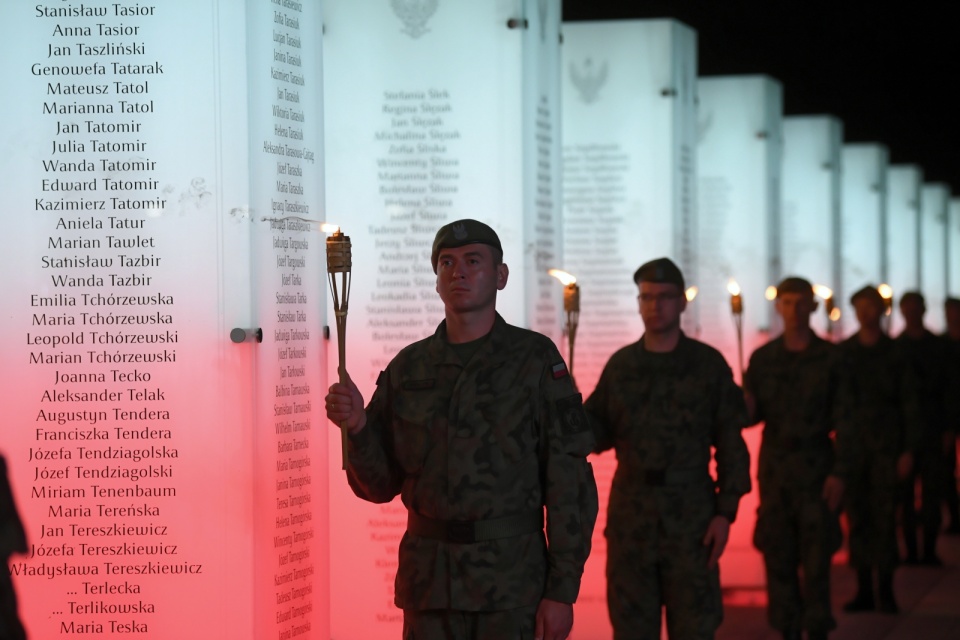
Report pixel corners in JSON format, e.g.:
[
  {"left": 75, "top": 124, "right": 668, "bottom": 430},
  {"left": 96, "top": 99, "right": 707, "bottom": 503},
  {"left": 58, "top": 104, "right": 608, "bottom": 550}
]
[
  {"left": 822, "top": 475, "right": 844, "bottom": 512},
  {"left": 325, "top": 371, "right": 366, "bottom": 434},
  {"left": 534, "top": 598, "right": 573, "bottom": 640},
  {"left": 703, "top": 515, "right": 730, "bottom": 569},
  {"left": 897, "top": 451, "right": 914, "bottom": 479}
]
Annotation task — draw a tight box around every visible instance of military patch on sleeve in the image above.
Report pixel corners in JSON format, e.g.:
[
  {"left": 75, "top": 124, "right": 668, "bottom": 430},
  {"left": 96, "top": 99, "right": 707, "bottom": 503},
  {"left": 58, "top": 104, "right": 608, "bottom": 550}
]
[
  {"left": 551, "top": 361, "right": 569, "bottom": 379},
  {"left": 557, "top": 393, "right": 588, "bottom": 435}
]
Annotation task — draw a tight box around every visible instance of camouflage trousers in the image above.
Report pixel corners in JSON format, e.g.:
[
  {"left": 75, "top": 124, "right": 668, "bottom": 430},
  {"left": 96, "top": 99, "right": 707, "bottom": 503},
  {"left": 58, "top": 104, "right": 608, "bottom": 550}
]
[
  {"left": 606, "top": 523, "right": 722, "bottom": 640},
  {"left": 901, "top": 446, "right": 946, "bottom": 559},
  {"left": 402, "top": 604, "right": 537, "bottom": 640},
  {"left": 754, "top": 487, "right": 841, "bottom": 634},
  {"left": 846, "top": 451, "right": 900, "bottom": 570}
]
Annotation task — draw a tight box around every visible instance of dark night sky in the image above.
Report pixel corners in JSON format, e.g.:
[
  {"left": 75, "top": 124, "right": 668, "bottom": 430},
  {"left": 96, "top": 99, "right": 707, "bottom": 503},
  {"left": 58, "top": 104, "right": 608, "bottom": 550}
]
[{"left": 562, "top": 1, "right": 960, "bottom": 192}]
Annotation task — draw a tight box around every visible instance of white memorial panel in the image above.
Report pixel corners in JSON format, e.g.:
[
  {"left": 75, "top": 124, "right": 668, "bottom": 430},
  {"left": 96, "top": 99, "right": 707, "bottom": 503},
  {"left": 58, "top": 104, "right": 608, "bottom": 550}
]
[
  {"left": 919, "top": 183, "right": 950, "bottom": 332},
  {"left": 561, "top": 18, "right": 697, "bottom": 634},
  {"left": 885, "top": 165, "right": 922, "bottom": 336},
  {"left": 322, "top": 2, "right": 562, "bottom": 637},
  {"left": 695, "top": 74, "right": 783, "bottom": 587},
  {"left": 839, "top": 144, "right": 888, "bottom": 332},
  {"left": 781, "top": 116, "right": 843, "bottom": 337},
  {"left": 951, "top": 198, "right": 960, "bottom": 298},
  {"left": 0, "top": 2, "right": 328, "bottom": 638}
]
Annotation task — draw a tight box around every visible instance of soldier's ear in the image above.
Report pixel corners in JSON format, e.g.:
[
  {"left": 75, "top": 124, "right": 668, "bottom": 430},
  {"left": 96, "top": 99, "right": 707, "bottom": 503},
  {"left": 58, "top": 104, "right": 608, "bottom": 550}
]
[{"left": 496, "top": 263, "right": 509, "bottom": 290}]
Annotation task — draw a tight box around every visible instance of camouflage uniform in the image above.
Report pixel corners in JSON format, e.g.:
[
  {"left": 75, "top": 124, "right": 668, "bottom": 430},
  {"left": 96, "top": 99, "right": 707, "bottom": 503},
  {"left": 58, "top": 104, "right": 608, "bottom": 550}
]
[
  {"left": 346, "top": 314, "right": 598, "bottom": 633},
  {"left": 895, "top": 329, "right": 950, "bottom": 562},
  {"left": 838, "top": 334, "right": 920, "bottom": 571},
  {"left": 744, "top": 335, "right": 849, "bottom": 636},
  {"left": 585, "top": 333, "right": 751, "bottom": 640}
]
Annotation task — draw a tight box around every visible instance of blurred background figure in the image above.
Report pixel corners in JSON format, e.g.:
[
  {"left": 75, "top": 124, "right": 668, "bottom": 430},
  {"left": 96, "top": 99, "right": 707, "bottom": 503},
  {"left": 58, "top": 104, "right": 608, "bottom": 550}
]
[
  {"left": 1, "top": 454, "right": 28, "bottom": 640},
  {"left": 942, "top": 298, "right": 960, "bottom": 536},
  {"left": 895, "top": 292, "right": 950, "bottom": 565}
]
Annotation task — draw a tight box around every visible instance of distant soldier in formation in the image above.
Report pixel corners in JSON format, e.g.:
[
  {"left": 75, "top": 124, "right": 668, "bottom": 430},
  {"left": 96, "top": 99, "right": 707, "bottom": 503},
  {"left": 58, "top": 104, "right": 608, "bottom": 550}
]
[
  {"left": 896, "top": 292, "right": 950, "bottom": 565},
  {"left": 585, "top": 258, "right": 751, "bottom": 640},
  {"left": 942, "top": 297, "right": 960, "bottom": 535},
  {"left": 838, "top": 286, "right": 920, "bottom": 614},
  {"left": 744, "top": 277, "right": 849, "bottom": 640}
]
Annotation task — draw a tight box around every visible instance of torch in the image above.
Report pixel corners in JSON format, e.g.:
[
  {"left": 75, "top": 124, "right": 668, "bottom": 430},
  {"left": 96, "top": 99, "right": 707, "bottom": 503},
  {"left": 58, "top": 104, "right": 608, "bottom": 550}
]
[
  {"left": 548, "top": 269, "right": 579, "bottom": 376},
  {"left": 727, "top": 278, "right": 744, "bottom": 378},
  {"left": 813, "top": 284, "right": 839, "bottom": 338},
  {"left": 878, "top": 283, "right": 894, "bottom": 333},
  {"left": 325, "top": 226, "right": 352, "bottom": 470}
]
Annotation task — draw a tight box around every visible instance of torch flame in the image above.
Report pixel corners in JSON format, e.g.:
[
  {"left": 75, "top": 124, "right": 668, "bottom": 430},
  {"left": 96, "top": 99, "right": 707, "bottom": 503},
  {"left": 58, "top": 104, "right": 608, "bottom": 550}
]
[
  {"left": 765, "top": 285, "right": 778, "bottom": 301},
  {"left": 685, "top": 286, "right": 699, "bottom": 302},
  {"left": 829, "top": 307, "right": 842, "bottom": 322},
  {"left": 813, "top": 284, "right": 834, "bottom": 300},
  {"left": 727, "top": 279, "right": 741, "bottom": 296},
  {"left": 878, "top": 283, "right": 893, "bottom": 299},
  {"left": 548, "top": 269, "right": 577, "bottom": 286},
  {"left": 321, "top": 223, "right": 341, "bottom": 234}
]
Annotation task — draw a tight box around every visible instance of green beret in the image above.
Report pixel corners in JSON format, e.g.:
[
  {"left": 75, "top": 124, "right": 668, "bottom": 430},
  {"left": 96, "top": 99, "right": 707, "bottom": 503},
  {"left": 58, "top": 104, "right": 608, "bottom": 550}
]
[
  {"left": 633, "top": 257, "right": 685, "bottom": 290},
  {"left": 776, "top": 276, "right": 814, "bottom": 297},
  {"left": 431, "top": 219, "right": 503, "bottom": 273},
  {"left": 850, "top": 285, "right": 884, "bottom": 307}
]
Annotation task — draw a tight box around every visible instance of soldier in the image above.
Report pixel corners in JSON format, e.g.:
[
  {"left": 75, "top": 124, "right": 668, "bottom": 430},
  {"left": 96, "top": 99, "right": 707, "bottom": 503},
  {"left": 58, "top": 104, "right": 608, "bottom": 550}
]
[
  {"left": 584, "top": 257, "right": 751, "bottom": 640},
  {"left": 743, "top": 277, "right": 849, "bottom": 640},
  {"left": 1, "top": 454, "right": 28, "bottom": 640},
  {"left": 839, "top": 286, "right": 919, "bottom": 614},
  {"left": 896, "top": 291, "right": 950, "bottom": 564},
  {"left": 325, "top": 219, "right": 598, "bottom": 640},
  {"left": 941, "top": 297, "right": 960, "bottom": 535}
]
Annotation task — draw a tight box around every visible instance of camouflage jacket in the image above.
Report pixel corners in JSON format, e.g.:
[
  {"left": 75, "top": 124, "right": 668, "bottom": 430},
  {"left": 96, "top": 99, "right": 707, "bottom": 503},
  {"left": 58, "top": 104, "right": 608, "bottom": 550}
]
[
  {"left": 744, "top": 334, "right": 851, "bottom": 491},
  {"left": 347, "top": 314, "right": 598, "bottom": 611},
  {"left": 896, "top": 329, "right": 951, "bottom": 442},
  {"left": 585, "top": 333, "right": 751, "bottom": 525},
  {"left": 838, "top": 333, "right": 922, "bottom": 455}
]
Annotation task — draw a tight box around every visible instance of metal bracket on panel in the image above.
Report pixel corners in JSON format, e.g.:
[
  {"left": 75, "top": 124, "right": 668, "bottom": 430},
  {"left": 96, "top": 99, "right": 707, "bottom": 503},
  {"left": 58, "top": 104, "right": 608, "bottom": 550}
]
[
  {"left": 507, "top": 18, "right": 529, "bottom": 29},
  {"left": 660, "top": 88, "right": 677, "bottom": 97},
  {"left": 323, "top": 326, "right": 331, "bottom": 340},
  {"left": 230, "top": 328, "right": 263, "bottom": 344},
  {"left": 756, "top": 131, "right": 769, "bottom": 139}
]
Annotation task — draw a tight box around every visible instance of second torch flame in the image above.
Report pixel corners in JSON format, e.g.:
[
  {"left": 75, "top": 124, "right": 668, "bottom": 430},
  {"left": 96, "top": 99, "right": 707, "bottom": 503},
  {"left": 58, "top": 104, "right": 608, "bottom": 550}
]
[{"left": 548, "top": 269, "right": 579, "bottom": 376}]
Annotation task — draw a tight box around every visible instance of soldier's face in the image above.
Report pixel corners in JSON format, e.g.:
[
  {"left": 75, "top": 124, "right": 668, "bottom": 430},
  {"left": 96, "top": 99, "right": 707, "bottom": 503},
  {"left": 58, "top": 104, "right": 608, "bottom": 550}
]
[
  {"left": 853, "top": 298, "right": 883, "bottom": 330},
  {"left": 637, "top": 281, "right": 686, "bottom": 333},
  {"left": 435, "top": 244, "right": 508, "bottom": 314},
  {"left": 776, "top": 292, "right": 816, "bottom": 330}
]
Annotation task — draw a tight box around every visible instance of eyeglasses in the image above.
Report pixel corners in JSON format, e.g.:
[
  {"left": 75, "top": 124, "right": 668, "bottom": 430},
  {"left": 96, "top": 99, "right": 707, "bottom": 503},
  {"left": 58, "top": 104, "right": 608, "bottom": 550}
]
[{"left": 638, "top": 292, "right": 683, "bottom": 304}]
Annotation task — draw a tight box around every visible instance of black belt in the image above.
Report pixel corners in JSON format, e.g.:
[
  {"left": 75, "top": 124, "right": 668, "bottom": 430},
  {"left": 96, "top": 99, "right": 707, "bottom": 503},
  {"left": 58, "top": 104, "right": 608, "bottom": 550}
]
[
  {"left": 630, "top": 467, "right": 707, "bottom": 486},
  {"left": 407, "top": 509, "right": 543, "bottom": 544}
]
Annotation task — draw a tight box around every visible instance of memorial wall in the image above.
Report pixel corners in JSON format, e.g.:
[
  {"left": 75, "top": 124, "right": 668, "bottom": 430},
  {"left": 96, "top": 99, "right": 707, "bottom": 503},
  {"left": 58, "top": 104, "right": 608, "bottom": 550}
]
[
  {"left": 0, "top": 2, "right": 328, "bottom": 638},
  {"left": 885, "top": 165, "right": 922, "bottom": 336},
  {"left": 839, "top": 144, "right": 888, "bottom": 330},
  {"left": 780, "top": 116, "right": 843, "bottom": 337},
  {"left": 561, "top": 19, "right": 698, "bottom": 634},
  {"left": 322, "top": 1, "right": 564, "bottom": 637},
  {"left": 695, "top": 74, "right": 783, "bottom": 586},
  {"left": 919, "top": 183, "right": 950, "bottom": 332},
  {"left": 951, "top": 198, "right": 960, "bottom": 299}
]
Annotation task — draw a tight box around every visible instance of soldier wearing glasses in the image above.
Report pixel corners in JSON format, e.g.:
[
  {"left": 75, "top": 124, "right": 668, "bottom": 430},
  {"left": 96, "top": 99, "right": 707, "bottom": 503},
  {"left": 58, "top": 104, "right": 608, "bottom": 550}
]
[{"left": 585, "top": 257, "right": 751, "bottom": 640}]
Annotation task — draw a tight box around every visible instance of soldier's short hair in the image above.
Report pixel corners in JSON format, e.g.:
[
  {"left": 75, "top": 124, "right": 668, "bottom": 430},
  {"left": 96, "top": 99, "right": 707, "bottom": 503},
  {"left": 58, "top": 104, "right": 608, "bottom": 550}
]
[
  {"left": 633, "top": 257, "right": 685, "bottom": 290},
  {"left": 850, "top": 285, "right": 884, "bottom": 307},
  {"left": 431, "top": 219, "right": 503, "bottom": 273},
  {"left": 775, "top": 276, "right": 814, "bottom": 298},
  {"left": 899, "top": 291, "right": 925, "bottom": 308}
]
